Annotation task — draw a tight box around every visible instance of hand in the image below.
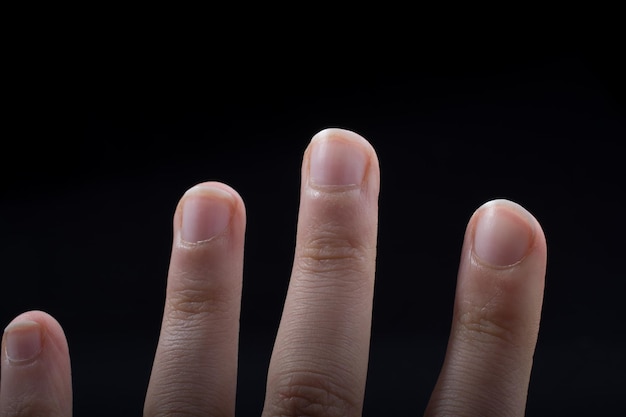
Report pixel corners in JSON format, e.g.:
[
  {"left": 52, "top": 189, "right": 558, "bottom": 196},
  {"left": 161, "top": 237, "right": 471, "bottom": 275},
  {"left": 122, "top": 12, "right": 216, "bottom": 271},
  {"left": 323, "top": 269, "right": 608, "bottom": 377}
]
[{"left": 0, "top": 128, "right": 546, "bottom": 416}]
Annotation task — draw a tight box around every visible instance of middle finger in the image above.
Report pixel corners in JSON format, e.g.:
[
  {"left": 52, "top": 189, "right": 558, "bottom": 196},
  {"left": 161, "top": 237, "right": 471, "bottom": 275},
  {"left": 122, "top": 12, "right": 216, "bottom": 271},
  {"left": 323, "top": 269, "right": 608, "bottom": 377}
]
[{"left": 262, "top": 129, "right": 380, "bottom": 417}]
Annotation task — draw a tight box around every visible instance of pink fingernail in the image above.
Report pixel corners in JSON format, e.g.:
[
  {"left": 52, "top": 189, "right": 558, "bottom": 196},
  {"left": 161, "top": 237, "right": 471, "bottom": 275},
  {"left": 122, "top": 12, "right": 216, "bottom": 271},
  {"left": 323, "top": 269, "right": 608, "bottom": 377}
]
[
  {"left": 4, "top": 320, "right": 43, "bottom": 363},
  {"left": 473, "top": 200, "right": 534, "bottom": 267},
  {"left": 181, "top": 185, "right": 234, "bottom": 243},
  {"left": 309, "top": 130, "right": 368, "bottom": 186}
]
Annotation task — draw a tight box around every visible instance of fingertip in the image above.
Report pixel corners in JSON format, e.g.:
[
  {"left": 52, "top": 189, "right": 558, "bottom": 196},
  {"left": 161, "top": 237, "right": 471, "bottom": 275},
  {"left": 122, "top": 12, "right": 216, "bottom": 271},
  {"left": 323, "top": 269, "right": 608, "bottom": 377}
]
[
  {"left": 305, "top": 128, "right": 380, "bottom": 190},
  {"left": 180, "top": 181, "right": 246, "bottom": 216},
  {"left": 174, "top": 181, "right": 247, "bottom": 245},
  {"left": 310, "top": 128, "right": 377, "bottom": 153},
  {"left": 458, "top": 199, "right": 547, "bottom": 333},
  {"left": 3, "top": 310, "right": 70, "bottom": 362},
  {"left": 187, "top": 181, "right": 246, "bottom": 207},
  {"left": 469, "top": 198, "right": 546, "bottom": 269}
]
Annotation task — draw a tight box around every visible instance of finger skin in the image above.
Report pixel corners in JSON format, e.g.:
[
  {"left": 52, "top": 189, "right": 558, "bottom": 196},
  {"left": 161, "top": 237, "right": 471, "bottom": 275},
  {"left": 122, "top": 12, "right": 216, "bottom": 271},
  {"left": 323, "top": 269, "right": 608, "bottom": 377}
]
[
  {"left": 262, "top": 129, "right": 380, "bottom": 417},
  {"left": 0, "top": 310, "right": 72, "bottom": 417},
  {"left": 425, "top": 199, "right": 547, "bottom": 417},
  {"left": 144, "top": 182, "right": 246, "bottom": 417}
]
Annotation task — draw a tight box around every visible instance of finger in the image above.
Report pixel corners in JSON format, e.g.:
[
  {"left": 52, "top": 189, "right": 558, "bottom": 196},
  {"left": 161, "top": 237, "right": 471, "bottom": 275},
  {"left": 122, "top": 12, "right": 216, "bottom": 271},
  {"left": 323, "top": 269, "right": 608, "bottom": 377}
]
[
  {"left": 262, "top": 128, "right": 380, "bottom": 417},
  {"left": 144, "top": 182, "right": 246, "bottom": 417},
  {"left": 424, "top": 199, "right": 547, "bottom": 417},
  {"left": 1, "top": 310, "right": 72, "bottom": 417}
]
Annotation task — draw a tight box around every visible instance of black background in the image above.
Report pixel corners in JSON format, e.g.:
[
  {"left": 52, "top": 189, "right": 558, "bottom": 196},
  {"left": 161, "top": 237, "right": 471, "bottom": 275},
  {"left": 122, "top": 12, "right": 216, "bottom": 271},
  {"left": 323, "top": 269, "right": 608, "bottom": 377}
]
[{"left": 2, "top": 21, "right": 625, "bottom": 416}]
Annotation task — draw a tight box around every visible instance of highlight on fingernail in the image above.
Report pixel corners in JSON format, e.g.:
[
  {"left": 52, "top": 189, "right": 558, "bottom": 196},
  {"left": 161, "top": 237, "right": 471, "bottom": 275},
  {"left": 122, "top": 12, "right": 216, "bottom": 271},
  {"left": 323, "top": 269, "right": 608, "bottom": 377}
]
[
  {"left": 180, "top": 184, "right": 235, "bottom": 244},
  {"left": 472, "top": 199, "right": 535, "bottom": 267},
  {"left": 308, "top": 129, "right": 369, "bottom": 187},
  {"left": 4, "top": 320, "right": 43, "bottom": 363}
]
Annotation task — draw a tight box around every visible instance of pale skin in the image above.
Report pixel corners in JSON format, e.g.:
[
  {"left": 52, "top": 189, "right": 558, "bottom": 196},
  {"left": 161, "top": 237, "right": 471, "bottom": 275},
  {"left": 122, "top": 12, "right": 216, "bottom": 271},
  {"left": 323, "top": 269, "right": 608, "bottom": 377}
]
[{"left": 0, "top": 128, "right": 547, "bottom": 416}]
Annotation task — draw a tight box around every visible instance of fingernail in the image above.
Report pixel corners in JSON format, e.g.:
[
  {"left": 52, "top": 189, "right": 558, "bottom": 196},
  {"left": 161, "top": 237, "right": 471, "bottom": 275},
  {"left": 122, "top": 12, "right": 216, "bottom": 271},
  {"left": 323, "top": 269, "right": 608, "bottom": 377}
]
[
  {"left": 181, "top": 185, "right": 234, "bottom": 243},
  {"left": 473, "top": 200, "right": 534, "bottom": 267},
  {"left": 309, "top": 129, "right": 368, "bottom": 186},
  {"left": 4, "top": 320, "right": 43, "bottom": 363}
]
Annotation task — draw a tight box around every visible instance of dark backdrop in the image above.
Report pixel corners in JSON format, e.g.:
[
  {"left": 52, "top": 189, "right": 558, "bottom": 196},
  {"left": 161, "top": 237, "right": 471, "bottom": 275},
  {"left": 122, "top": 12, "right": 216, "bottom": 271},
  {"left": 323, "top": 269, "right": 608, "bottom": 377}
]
[{"left": 2, "top": 34, "right": 624, "bottom": 416}]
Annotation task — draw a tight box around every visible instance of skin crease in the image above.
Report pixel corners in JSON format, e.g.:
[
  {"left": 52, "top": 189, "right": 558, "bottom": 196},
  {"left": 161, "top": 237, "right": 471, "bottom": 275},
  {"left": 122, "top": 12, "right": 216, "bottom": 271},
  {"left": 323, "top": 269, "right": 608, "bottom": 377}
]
[{"left": 0, "top": 129, "right": 546, "bottom": 417}]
